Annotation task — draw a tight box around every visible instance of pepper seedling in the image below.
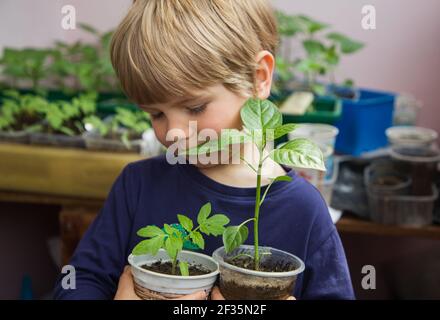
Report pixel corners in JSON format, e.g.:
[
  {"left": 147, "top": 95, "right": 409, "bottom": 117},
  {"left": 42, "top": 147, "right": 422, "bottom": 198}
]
[
  {"left": 132, "top": 202, "right": 229, "bottom": 276},
  {"left": 184, "top": 98, "right": 326, "bottom": 271}
]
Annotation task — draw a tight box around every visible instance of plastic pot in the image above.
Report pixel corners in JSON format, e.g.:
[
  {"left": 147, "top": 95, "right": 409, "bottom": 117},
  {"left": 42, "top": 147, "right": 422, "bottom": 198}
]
[
  {"left": 128, "top": 249, "right": 219, "bottom": 300},
  {"left": 386, "top": 126, "right": 438, "bottom": 148},
  {"left": 29, "top": 132, "right": 86, "bottom": 149},
  {"left": 84, "top": 129, "right": 162, "bottom": 155},
  {"left": 0, "top": 131, "right": 29, "bottom": 144},
  {"left": 367, "top": 184, "right": 438, "bottom": 226},
  {"left": 288, "top": 123, "right": 339, "bottom": 154},
  {"left": 364, "top": 160, "right": 412, "bottom": 196},
  {"left": 212, "top": 245, "right": 304, "bottom": 300},
  {"left": 390, "top": 146, "right": 440, "bottom": 196}
]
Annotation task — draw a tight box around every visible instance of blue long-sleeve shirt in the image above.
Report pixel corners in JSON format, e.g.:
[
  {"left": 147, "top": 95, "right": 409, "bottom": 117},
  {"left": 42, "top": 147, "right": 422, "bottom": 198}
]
[{"left": 53, "top": 154, "right": 355, "bottom": 299}]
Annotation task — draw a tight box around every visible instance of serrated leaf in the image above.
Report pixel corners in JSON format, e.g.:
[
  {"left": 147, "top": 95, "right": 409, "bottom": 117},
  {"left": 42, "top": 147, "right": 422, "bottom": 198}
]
[
  {"left": 199, "top": 214, "right": 230, "bottom": 236},
  {"left": 270, "top": 138, "right": 326, "bottom": 171},
  {"left": 197, "top": 202, "right": 211, "bottom": 225},
  {"left": 189, "top": 230, "right": 205, "bottom": 249},
  {"left": 163, "top": 223, "right": 176, "bottom": 235},
  {"left": 132, "top": 236, "right": 164, "bottom": 256},
  {"left": 137, "top": 225, "right": 164, "bottom": 238},
  {"left": 164, "top": 235, "right": 183, "bottom": 260},
  {"left": 177, "top": 214, "right": 193, "bottom": 232},
  {"left": 179, "top": 261, "right": 189, "bottom": 276},
  {"left": 223, "top": 225, "right": 249, "bottom": 254}
]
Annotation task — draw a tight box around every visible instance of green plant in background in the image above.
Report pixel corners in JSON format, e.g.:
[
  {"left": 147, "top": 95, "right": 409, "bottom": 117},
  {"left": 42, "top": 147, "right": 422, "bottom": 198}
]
[
  {"left": 274, "top": 11, "right": 364, "bottom": 97},
  {"left": 184, "top": 98, "right": 325, "bottom": 270},
  {"left": 49, "top": 23, "right": 119, "bottom": 94},
  {"left": 0, "top": 90, "right": 48, "bottom": 132},
  {"left": 42, "top": 92, "right": 98, "bottom": 136},
  {"left": 132, "top": 202, "right": 229, "bottom": 276},
  {"left": 84, "top": 108, "right": 151, "bottom": 147},
  {"left": 0, "top": 48, "right": 52, "bottom": 94},
  {"left": 0, "top": 90, "right": 98, "bottom": 136}
]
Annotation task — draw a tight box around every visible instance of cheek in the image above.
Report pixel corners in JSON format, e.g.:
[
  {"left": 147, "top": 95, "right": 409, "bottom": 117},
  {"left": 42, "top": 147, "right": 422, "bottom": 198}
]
[
  {"left": 151, "top": 122, "right": 169, "bottom": 147},
  {"left": 198, "top": 101, "right": 244, "bottom": 133}
]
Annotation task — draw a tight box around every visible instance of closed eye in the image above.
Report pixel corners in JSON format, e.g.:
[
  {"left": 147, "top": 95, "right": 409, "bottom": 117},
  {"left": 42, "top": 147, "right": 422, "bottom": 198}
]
[
  {"left": 187, "top": 103, "right": 207, "bottom": 115},
  {"left": 150, "top": 112, "right": 164, "bottom": 120}
]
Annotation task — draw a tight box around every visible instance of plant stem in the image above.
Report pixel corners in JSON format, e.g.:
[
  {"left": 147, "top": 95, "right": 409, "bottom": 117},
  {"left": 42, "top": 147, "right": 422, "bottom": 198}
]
[
  {"left": 172, "top": 256, "right": 177, "bottom": 275},
  {"left": 253, "top": 148, "right": 264, "bottom": 271}
]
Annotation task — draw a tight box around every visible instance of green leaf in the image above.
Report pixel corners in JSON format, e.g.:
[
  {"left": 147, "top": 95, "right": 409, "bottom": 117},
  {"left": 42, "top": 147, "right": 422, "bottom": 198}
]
[
  {"left": 199, "top": 214, "right": 230, "bottom": 236},
  {"left": 240, "top": 98, "right": 282, "bottom": 131},
  {"left": 270, "top": 123, "right": 299, "bottom": 140},
  {"left": 177, "top": 214, "right": 193, "bottom": 232},
  {"left": 179, "top": 261, "right": 189, "bottom": 276},
  {"left": 164, "top": 235, "right": 183, "bottom": 260},
  {"left": 312, "top": 84, "right": 326, "bottom": 96},
  {"left": 326, "top": 32, "right": 364, "bottom": 54},
  {"left": 197, "top": 202, "right": 212, "bottom": 225},
  {"left": 297, "top": 15, "right": 329, "bottom": 34},
  {"left": 269, "top": 175, "right": 293, "bottom": 183},
  {"left": 182, "top": 129, "right": 250, "bottom": 156},
  {"left": 137, "top": 225, "right": 165, "bottom": 238},
  {"left": 132, "top": 236, "right": 165, "bottom": 256},
  {"left": 189, "top": 230, "right": 205, "bottom": 249},
  {"left": 223, "top": 225, "right": 249, "bottom": 254},
  {"left": 303, "top": 40, "right": 326, "bottom": 57},
  {"left": 270, "top": 138, "right": 326, "bottom": 171},
  {"left": 164, "top": 224, "right": 181, "bottom": 238},
  {"left": 275, "top": 11, "right": 305, "bottom": 36}
]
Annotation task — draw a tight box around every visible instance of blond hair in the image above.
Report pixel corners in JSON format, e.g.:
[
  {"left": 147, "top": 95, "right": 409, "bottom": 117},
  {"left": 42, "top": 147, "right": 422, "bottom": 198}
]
[{"left": 110, "top": 0, "right": 278, "bottom": 105}]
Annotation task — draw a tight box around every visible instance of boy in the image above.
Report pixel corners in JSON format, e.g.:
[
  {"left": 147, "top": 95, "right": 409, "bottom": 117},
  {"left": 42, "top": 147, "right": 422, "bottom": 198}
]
[{"left": 54, "top": 0, "right": 355, "bottom": 300}]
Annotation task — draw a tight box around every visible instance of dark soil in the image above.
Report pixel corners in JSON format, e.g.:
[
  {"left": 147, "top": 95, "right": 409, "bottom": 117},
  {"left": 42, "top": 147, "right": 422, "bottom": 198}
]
[
  {"left": 225, "top": 255, "right": 297, "bottom": 272},
  {"left": 220, "top": 254, "right": 301, "bottom": 299},
  {"left": 141, "top": 260, "right": 211, "bottom": 276},
  {"left": 11, "top": 112, "right": 40, "bottom": 131},
  {"left": 220, "top": 279, "right": 295, "bottom": 300}
]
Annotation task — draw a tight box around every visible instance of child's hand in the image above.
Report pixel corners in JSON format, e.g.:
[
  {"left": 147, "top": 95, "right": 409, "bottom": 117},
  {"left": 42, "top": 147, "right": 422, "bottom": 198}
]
[
  {"left": 114, "top": 266, "right": 208, "bottom": 300},
  {"left": 210, "top": 286, "right": 296, "bottom": 300}
]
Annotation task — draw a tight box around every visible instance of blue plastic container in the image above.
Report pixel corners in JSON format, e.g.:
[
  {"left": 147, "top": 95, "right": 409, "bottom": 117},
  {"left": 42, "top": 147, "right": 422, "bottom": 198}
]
[{"left": 335, "top": 89, "right": 395, "bottom": 156}]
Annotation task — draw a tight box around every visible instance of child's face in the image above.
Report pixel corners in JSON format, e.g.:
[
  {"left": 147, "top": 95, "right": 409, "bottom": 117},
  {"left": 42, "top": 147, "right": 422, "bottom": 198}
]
[{"left": 140, "top": 84, "right": 248, "bottom": 150}]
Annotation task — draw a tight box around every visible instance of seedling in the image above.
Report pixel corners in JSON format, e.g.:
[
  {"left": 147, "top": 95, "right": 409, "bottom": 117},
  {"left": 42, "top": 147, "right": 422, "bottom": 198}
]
[
  {"left": 274, "top": 11, "right": 364, "bottom": 96},
  {"left": 185, "top": 98, "right": 326, "bottom": 270},
  {"left": 84, "top": 108, "right": 151, "bottom": 147},
  {"left": 132, "top": 202, "right": 229, "bottom": 276},
  {"left": 0, "top": 90, "right": 47, "bottom": 132},
  {"left": 42, "top": 92, "right": 97, "bottom": 136},
  {"left": 49, "top": 23, "right": 120, "bottom": 93},
  {"left": 0, "top": 48, "right": 52, "bottom": 93}
]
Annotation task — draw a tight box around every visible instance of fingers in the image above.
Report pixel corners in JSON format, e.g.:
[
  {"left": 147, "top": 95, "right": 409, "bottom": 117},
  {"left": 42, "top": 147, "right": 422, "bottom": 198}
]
[
  {"left": 114, "top": 266, "right": 142, "bottom": 300},
  {"left": 118, "top": 266, "right": 134, "bottom": 290},
  {"left": 173, "top": 290, "right": 208, "bottom": 300},
  {"left": 210, "top": 286, "right": 225, "bottom": 300}
]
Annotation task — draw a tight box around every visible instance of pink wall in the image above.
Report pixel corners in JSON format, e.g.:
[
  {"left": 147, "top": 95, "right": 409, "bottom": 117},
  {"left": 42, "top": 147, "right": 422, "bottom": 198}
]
[
  {"left": 272, "top": 0, "right": 440, "bottom": 137},
  {"left": 1, "top": 0, "right": 439, "bottom": 135}
]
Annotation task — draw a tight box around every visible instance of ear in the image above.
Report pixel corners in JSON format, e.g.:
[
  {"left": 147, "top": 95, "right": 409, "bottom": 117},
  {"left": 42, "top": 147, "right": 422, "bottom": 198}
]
[{"left": 254, "top": 50, "right": 275, "bottom": 100}]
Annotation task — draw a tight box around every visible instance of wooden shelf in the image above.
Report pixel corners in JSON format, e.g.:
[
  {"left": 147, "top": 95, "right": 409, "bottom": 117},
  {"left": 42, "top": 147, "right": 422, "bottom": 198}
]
[
  {"left": 336, "top": 214, "right": 440, "bottom": 240},
  {"left": 0, "top": 143, "right": 144, "bottom": 200}
]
